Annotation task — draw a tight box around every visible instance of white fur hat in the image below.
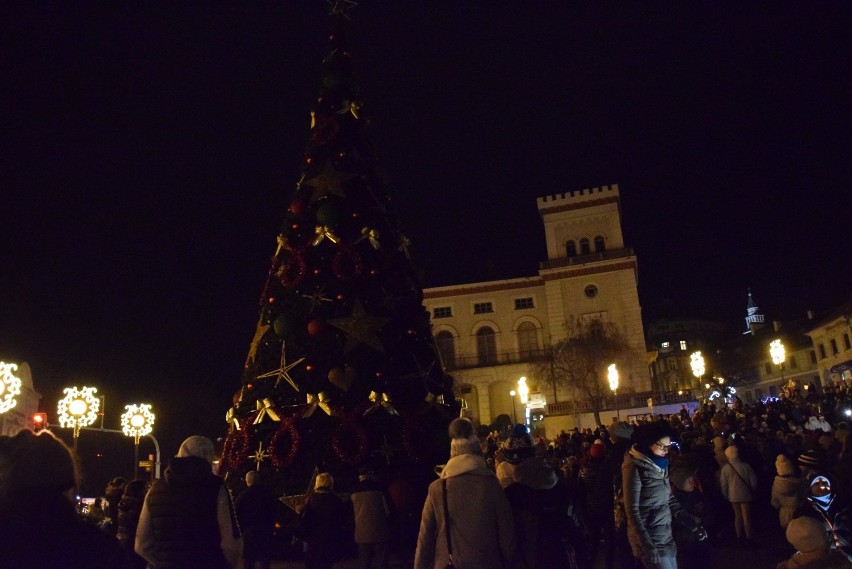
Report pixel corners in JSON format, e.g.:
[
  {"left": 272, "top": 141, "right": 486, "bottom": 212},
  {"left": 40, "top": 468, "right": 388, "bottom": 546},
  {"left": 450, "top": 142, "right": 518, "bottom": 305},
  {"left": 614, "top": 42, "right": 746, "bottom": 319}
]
[{"left": 448, "top": 418, "right": 482, "bottom": 457}]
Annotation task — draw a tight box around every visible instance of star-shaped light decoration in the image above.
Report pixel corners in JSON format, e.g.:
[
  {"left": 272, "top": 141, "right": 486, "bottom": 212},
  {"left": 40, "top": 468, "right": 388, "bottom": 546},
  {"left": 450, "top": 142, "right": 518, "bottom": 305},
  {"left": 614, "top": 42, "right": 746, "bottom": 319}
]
[
  {"left": 301, "top": 289, "right": 334, "bottom": 310},
  {"left": 328, "top": 300, "right": 390, "bottom": 353},
  {"left": 400, "top": 355, "right": 436, "bottom": 382},
  {"left": 245, "top": 322, "right": 271, "bottom": 367},
  {"left": 306, "top": 160, "right": 357, "bottom": 203},
  {"left": 397, "top": 234, "right": 412, "bottom": 259},
  {"left": 256, "top": 341, "right": 306, "bottom": 391},
  {"left": 249, "top": 442, "right": 271, "bottom": 471},
  {"left": 280, "top": 467, "right": 319, "bottom": 514},
  {"left": 327, "top": 0, "right": 359, "bottom": 19},
  {"left": 374, "top": 435, "right": 396, "bottom": 466}
]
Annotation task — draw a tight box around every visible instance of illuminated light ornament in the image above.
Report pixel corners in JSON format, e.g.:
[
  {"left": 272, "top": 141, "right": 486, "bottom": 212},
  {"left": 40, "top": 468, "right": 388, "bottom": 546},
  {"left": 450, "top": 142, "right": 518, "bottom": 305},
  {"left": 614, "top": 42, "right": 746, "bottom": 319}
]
[
  {"left": 57, "top": 386, "right": 100, "bottom": 438},
  {"left": 121, "top": 403, "right": 155, "bottom": 444},
  {"left": 690, "top": 351, "right": 705, "bottom": 378},
  {"left": 0, "top": 361, "right": 23, "bottom": 414}
]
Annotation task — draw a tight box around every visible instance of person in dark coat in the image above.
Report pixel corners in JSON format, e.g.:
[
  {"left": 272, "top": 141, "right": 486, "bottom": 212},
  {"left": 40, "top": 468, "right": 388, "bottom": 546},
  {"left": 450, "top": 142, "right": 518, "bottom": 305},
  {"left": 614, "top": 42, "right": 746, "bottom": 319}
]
[
  {"left": 497, "top": 423, "right": 577, "bottom": 568},
  {"left": 104, "top": 476, "right": 127, "bottom": 536},
  {"left": 606, "top": 420, "right": 636, "bottom": 569},
  {"left": 299, "top": 471, "right": 351, "bottom": 569},
  {"left": 579, "top": 438, "right": 612, "bottom": 567},
  {"left": 135, "top": 435, "right": 242, "bottom": 569},
  {"left": 0, "top": 429, "right": 128, "bottom": 569},
  {"left": 623, "top": 423, "right": 706, "bottom": 569},
  {"left": 116, "top": 479, "right": 149, "bottom": 569},
  {"left": 350, "top": 467, "right": 391, "bottom": 569},
  {"left": 236, "top": 470, "right": 280, "bottom": 569}
]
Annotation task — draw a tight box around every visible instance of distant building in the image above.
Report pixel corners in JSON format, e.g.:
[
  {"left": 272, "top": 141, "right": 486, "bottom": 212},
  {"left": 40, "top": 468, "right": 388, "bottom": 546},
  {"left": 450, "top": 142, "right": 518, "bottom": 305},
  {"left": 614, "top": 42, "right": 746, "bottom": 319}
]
[
  {"left": 805, "top": 298, "right": 852, "bottom": 387},
  {"left": 423, "top": 184, "right": 651, "bottom": 428},
  {"left": 646, "top": 319, "right": 727, "bottom": 394}
]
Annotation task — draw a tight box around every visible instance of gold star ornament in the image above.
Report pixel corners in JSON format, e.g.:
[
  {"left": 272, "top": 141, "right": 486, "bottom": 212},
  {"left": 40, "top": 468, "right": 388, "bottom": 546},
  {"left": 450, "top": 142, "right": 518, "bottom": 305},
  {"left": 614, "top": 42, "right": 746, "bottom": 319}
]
[{"left": 328, "top": 300, "right": 390, "bottom": 353}]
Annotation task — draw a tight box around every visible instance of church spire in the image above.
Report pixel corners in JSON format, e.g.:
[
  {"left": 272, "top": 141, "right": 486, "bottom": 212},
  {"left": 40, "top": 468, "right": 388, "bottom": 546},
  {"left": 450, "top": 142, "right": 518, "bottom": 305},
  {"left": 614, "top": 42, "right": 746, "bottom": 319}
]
[{"left": 743, "top": 288, "right": 765, "bottom": 335}]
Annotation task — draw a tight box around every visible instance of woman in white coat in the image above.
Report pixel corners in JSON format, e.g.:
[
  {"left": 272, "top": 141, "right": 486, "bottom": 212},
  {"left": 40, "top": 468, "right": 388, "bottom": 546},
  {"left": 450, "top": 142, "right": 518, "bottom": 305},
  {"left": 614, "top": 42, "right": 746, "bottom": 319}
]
[{"left": 719, "top": 443, "right": 758, "bottom": 546}]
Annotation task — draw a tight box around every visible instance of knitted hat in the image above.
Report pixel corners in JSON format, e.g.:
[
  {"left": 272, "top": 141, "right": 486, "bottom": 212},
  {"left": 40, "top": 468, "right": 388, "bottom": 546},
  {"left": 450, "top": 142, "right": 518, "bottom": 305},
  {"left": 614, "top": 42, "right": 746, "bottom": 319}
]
[
  {"left": 589, "top": 439, "right": 605, "bottom": 459},
  {"left": 500, "top": 424, "right": 535, "bottom": 464},
  {"left": 785, "top": 516, "right": 828, "bottom": 553},
  {"left": 724, "top": 445, "right": 739, "bottom": 461},
  {"left": 797, "top": 449, "right": 824, "bottom": 470},
  {"left": 448, "top": 418, "right": 482, "bottom": 457},
  {"left": 0, "top": 430, "right": 79, "bottom": 495},
  {"left": 177, "top": 435, "right": 216, "bottom": 464},
  {"left": 609, "top": 421, "right": 634, "bottom": 442},
  {"left": 775, "top": 454, "right": 796, "bottom": 476}
]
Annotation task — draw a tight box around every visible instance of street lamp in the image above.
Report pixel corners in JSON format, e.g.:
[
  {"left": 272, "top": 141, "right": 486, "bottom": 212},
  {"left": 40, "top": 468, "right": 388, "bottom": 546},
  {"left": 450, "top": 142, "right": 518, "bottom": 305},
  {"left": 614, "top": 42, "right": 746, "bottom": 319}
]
[
  {"left": 509, "top": 390, "right": 517, "bottom": 424},
  {"left": 121, "top": 403, "right": 155, "bottom": 480},
  {"left": 57, "top": 386, "right": 100, "bottom": 452},
  {"left": 770, "top": 339, "right": 787, "bottom": 387},
  {"left": 0, "top": 361, "right": 23, "bottom": 415},
  {"left": 518, "top": 376, "right": 529, "bottom": 427},
  {"left": 608, "top": 363, "right": 620, "bottom": 421},
  {"left": 690, "top": 351, "right": 705, "bottom": 400}
]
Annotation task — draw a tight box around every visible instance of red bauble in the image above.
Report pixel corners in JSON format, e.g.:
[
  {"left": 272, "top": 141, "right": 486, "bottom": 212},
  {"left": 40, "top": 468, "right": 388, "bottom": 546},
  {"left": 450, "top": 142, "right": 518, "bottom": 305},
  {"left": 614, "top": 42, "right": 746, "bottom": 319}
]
[
  {"left": 388, "top": 479, "right": 418, "bottom": 513},
  {"left": 289, "top": 198, "right": 305, "bottom": 216},
  {"left": 307, "top": 319, "right": 326, "bottom": 336}
]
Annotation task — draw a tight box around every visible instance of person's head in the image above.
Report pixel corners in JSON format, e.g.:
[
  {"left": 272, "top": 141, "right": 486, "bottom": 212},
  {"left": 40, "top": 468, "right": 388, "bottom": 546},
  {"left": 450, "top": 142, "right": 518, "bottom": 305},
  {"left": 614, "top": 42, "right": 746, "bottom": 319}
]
[
  {"left": 245, "top": 470, "right": 258, "bottom": 487},
  {"left": 500, "top": 424, "right": 535, "bottom": 464},
  {"left": 724, "top": 444, "right": 739, "bottom": 462},
  {"left": 448, "top": 418, "right": 482, "bottom": 458},
  {"left": 775, "top": 454, "right": 796, "bottom": 477},
  {"left": 608, "top": 421, "right": 633, "bottom": 443},
  {"left": 358, "top": 466, "right": 376, "bottom": 482},
  {"left": 635, "top": 422, "right": 672, "bottom": 458},
  {"left": 785, "top": 515, "right": 829, "bottom": 554},
  {"left": 315, "top": 472, "right": 334, "bottom": 491},
  {"left": 589, "top": 439, "right": 605, "bottom": 459},
  {"left": 797, "top": 449, "right": 825, "bottom": 480},
  {"left": 177, "top": 435, "right": 216, "bottom": 464},
  {"left": 123, "top": 479, "right": 148, "bottom": 500},
  {"left": 0, "top": 429, "right": 80, "bottom": 501}
]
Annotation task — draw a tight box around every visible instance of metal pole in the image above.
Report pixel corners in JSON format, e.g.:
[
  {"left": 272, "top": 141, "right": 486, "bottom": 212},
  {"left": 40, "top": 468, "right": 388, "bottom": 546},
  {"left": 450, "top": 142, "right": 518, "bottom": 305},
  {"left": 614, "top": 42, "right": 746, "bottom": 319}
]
[
  {"left": 80, "top": 427, "right": 162, "bottom": 480},
  {"left": 133, "top": 440, "right": 140, "bottom": 480},
  {"left": 615, "top": 389, "right": 620, "bottom": 421}
]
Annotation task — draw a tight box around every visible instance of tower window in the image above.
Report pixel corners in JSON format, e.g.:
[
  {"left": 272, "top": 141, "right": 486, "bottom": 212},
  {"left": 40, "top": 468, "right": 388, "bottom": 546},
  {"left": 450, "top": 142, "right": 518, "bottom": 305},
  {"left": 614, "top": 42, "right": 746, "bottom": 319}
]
[
  {"left": 819, "top": 344, "right": 827, "bottom": 359},
  {"left": 844, "top": 333, "right": 851, "bottom": 350},
  {"left": 580, "top": 238, "right": 591, "bottom": 255},
  {"left": 584, "top": 284, "right": 598, "bottom": 298},
  {"left": 679, "top": 340, "right": 687, "bottom": 351},
  {"left": 594, "top": 235, "right": 605, "bottom": 252},
  {"left": 831, "top": 339, "right": 839, "bottom": 355}
]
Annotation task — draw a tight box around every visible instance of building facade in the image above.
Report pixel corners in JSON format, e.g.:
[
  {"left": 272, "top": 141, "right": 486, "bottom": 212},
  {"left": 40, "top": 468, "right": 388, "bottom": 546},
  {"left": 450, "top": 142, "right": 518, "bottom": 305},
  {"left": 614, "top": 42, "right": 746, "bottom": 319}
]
[
  {"left": 423, "top": 184, "right": 651, "bottom": 427},
  {"left": 805, "top": 299, "right": 852, "bottom": 387},
  {"left": 0, "top": 360, "right": 41, "bottom": 436}
]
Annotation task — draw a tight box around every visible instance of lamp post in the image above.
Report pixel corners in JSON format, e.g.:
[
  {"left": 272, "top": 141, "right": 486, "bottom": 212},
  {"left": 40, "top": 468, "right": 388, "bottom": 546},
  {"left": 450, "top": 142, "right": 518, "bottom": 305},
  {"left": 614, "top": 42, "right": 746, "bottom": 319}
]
[
  {"left": 690, "top": 351, "right": 705, "bottom": 400},
  {"left": 121, "top": 404, "right": 155, "bottom": 480},
  {"left": 518, "top": 376, "right": 529, "bottom": 427},
  {"left": 57, "top": 386, "right": 100, "bottom": 453},
  {"left": 608, "top": 363, "right": 620, "bottom": 421},
  {"left": 770, "top": 339, "right": 787, "bottom": 388},
  {"left": 509, "top": 390, "right": 517, "bottom": 424}
]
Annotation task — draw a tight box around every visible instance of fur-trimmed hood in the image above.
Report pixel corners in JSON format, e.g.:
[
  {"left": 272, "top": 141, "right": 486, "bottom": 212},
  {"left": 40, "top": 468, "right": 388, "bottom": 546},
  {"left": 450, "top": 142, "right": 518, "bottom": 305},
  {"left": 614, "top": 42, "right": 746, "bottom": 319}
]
[{"left": 496, "top": 457, "right": 558, "bottom": 490}]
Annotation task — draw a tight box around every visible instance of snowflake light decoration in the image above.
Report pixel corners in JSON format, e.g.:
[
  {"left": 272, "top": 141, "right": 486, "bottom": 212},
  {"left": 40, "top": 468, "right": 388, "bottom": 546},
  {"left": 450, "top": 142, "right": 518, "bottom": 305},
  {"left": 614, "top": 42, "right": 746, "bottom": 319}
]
[
  {"left": 121, "top": 403, "right": 155, "bottom": 444},
  {"left": 0, "top": 361, "right": 23, "bottom": 414},
  {"left": 57, "top": 386, "right": 100, "bottom": 437}
]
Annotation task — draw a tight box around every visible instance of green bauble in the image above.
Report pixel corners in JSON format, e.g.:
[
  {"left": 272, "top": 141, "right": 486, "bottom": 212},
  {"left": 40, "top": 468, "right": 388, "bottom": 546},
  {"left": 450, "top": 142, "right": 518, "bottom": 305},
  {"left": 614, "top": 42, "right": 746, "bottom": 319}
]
[
  {"left": 316, "top": 202, "right": 342, "bottom": 226},
  {"left": 273, "top": 313, "right": 298, "bottom": 337}
]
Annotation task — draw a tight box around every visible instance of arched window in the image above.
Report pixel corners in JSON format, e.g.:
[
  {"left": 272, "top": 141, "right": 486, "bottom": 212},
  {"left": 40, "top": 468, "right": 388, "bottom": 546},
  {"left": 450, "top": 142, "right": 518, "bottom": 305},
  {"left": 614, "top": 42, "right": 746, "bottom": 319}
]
[
  {"left": 517, "top": 322, "right": 539, "bottom": 359},
  {"left": 566, "top": 240, "right": 577, "bottom": 257},
  {"left": 476, "top": 327, "right": 497, "bottom": 366},
  {"left": 594, "top": 235, "right": 605, "bottom": 252},
  {"left": 588, "top": 319, "right": 604, "bottom": 340},
  {"left": 435, "top": 331, "right": 456, "bottom": 369},
  {"left": 580, "top": 238, "right": 591, "bottom": 255}
]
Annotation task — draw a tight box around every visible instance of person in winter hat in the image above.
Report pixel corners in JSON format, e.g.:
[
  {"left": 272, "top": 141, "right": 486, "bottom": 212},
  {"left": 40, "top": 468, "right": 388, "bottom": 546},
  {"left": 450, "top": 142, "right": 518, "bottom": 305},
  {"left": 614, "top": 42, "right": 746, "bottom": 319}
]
[
  {"left": 415, "top": 418, "right": 520, "bottom": 569},
  {"left": 772, "top": 454, "right": 805, "bottom": 529},
  {"left": 776, "top": 516, "right": 852, "bottom": 569},
  {"left": 719, "top": 444, "right": 758, "bottom": 546},
  {"left": 622, "top": 422, "right": 706, "bottom": 569},
  {"left": 500, "top": 424, "right": 578, "bottom": 568}
]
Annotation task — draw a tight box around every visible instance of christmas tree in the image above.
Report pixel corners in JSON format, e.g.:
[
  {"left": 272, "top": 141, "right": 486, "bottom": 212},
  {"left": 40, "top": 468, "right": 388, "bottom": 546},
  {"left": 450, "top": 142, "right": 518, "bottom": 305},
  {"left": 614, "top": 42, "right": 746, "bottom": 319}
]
[{"left": 220, "top": 4, "right": 456, "bottom": 511}]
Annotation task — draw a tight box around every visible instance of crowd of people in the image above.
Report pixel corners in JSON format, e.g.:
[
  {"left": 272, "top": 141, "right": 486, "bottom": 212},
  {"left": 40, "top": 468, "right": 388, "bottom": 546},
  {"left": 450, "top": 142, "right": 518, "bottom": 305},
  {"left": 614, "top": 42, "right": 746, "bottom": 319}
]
[{"left": 1, "top": 380, "right": 850, "bottom": 569}]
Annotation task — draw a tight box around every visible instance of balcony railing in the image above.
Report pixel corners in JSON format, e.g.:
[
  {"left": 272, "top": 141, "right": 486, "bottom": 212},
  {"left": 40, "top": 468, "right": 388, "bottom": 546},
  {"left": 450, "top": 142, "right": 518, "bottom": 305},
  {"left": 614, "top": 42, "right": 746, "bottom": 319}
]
[
  {"left": 545, "top": 389, "right": 696, "bottom": 415},
  {"left": 444, "top": 349, "right": 551, "bottom": 371},
  {"left": 539, "top": 247, "right": 634, "bottom": 270}
]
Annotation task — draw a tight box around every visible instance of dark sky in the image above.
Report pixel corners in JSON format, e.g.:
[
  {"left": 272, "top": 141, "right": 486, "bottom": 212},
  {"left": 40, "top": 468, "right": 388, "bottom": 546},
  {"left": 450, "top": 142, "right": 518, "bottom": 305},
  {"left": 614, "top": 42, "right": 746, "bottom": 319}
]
[{"left": 2, "top": 3, "right": 850, "bottom": 452}]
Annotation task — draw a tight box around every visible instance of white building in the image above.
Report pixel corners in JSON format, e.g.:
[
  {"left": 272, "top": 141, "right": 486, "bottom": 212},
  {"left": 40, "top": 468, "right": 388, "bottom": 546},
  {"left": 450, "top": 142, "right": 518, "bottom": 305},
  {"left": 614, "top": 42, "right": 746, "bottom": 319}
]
[{"left": 423, "top": 184, "right": 651, "bottom": 428}]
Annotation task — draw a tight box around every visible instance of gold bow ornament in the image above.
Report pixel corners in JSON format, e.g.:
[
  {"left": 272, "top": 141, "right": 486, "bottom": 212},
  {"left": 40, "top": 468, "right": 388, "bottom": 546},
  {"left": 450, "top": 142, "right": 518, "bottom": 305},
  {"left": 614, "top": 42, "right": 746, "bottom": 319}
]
[
  {"left": 313, "top": 225, "right": 340, "bottom": 246},
  {"left": 253, "top": 398, "right": 282, "bottom": 424},
  {"left": 364, "top": 391, "right": 399, "bottom": 416},
  {"left": 226, "top": 406, "right": 241, "bottom": 431},
  {"left": 303, "top": 392, "right": 332, "bottom": 418}
]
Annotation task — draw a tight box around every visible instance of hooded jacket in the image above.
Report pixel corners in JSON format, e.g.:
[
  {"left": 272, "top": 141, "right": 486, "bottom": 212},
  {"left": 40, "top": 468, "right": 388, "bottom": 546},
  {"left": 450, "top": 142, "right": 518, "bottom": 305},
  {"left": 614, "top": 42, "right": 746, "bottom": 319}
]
[
  {"left": 772, "top": 474, "right": 805, "bottom": 529},
  {"left": 414, "top": 453, "right": 519, "bottom": 569},
  {"left": 622, "top": 445, "right": 694, "bottom": 560}
]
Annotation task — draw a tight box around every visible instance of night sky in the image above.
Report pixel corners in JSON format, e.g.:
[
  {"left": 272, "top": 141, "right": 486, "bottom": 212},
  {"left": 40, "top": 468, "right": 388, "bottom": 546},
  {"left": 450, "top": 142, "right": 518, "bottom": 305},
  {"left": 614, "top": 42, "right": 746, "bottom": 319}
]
[{"left": 2, "top": 3, "right": 850, "bottom": 455}]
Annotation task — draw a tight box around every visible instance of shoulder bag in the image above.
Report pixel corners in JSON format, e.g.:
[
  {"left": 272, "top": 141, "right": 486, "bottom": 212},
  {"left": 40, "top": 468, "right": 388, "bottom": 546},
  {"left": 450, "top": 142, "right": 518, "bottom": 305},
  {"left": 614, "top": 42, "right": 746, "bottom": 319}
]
[{"left": 442, "top": 479, "right": 457, "bottom": 569}]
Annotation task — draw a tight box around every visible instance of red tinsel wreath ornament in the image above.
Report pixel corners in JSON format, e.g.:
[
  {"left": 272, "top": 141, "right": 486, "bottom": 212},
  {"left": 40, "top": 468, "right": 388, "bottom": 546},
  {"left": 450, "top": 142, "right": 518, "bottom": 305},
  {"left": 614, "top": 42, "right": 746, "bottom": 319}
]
[
  {"left": 278, "top": 250, "right": 307, "bottom": 288},
  {"left": 222, "top": 425, "right": 251, "bottom": 472},
  {"left": 269, "top": 416, "right": 301, "bottom": 468},
  {"left": 332, "top": 246, "right": 363, "bottom": 282},
  {"left": 331, "top": 415, "right": 369, "bottom": 466}
]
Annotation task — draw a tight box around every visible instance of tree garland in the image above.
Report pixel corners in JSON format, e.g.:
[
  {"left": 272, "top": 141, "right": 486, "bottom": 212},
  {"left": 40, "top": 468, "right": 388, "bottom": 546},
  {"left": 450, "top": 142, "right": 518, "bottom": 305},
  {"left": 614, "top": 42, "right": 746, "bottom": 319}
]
[
  {"left": 331, "top": 414, "right": 369, "bottom": 465},
  {"left": 332, "top": 245, "right": 363, "bottom": 282},
  {"left": 269, "top": 416, "right": 302, "bottom": 468}
]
